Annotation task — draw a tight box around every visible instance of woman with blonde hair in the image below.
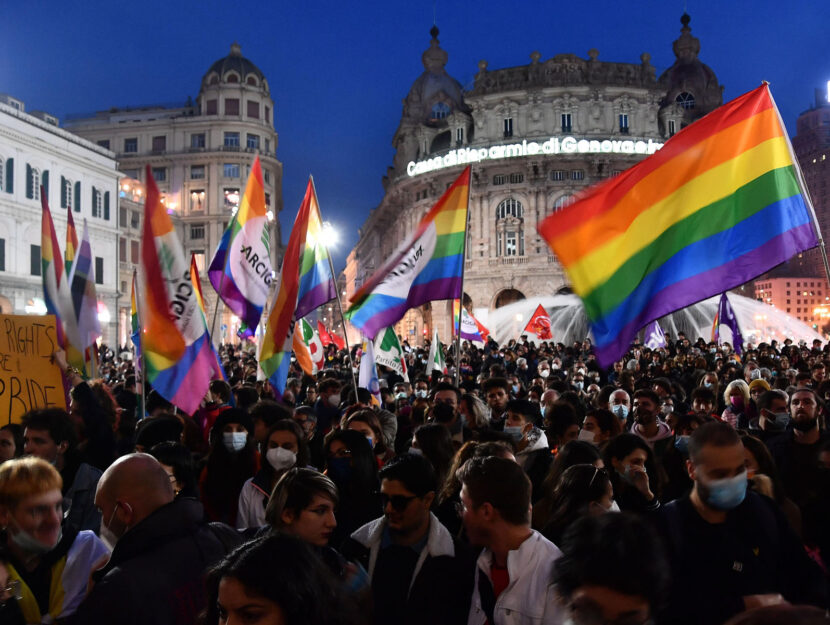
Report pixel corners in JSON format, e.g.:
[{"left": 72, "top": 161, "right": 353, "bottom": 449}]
[{"left": 721, "top": 379, "right": 751, "bottom": 429}]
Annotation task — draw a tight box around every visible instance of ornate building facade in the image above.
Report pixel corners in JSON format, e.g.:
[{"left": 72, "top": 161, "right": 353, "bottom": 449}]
[
  {"left": 65, "top": 43, "right": 283, "bottom": 345},
  {"left": 345, "top": 16, "right": 723, "bottom": 344},
  {"left": 0, "top": 95, "right": 120, "bottom": 341}
]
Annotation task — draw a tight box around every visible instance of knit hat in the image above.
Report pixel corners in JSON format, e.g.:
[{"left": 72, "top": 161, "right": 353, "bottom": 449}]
[{"left": 748, "top": 379, "right": 771, "bottom": 393}]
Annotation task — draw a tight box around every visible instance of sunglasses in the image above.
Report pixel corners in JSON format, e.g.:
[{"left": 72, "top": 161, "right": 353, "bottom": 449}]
[{"left": 379, "top": 493, "right": 418, "bottom": 512}]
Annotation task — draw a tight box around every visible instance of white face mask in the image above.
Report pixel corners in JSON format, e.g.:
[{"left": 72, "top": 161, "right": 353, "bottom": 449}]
[
  {"left": 223, "top": 432, "right": 248, "bottom": 453},
  {"left": 9, "top": 516, "right": 61, "bottom": 555},
  {"left": 408, "top": 446, "right": 423, "bottom": 456},
  {"left": 577, "top": 428, "right": 596, "bottom": 444},
  {"left": 607, "top": 500, "right": 621, "bottom": 513},
  {"left": 539, "top": 369, "right": 550, "bottom": 378},
  {"left": 327, "top": 393, "right": 341, "bottom": 407},
  {"left": 266, "top": 446, "right": 297, "bottom": 471}
]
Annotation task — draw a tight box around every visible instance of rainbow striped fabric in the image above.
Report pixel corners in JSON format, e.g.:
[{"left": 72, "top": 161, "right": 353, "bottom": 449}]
[
  {"left": 208, "top": 156, "right": 272, "bottom": 333},
  {"left": 295, "top": 180, "right": 336, "bottom": 319},
  {"left": 41, "top": 192, "right": 83, "bottom": 370},
  {"left": 65, "top": 205, "right": 78, "bottom": 276},
  {"left": 538, "top": 84, "right": 818, "bottom": 366},
  {"left": 260, "top": 178, "right": 316, "bottom": 397},
  {"left": 67, "top": 219, "right": 101, "bottom": 351},
  {"left": 346, "top": 166, "right": 470, "bottom": 339},
  {"left": 139, "top": 167, "right": 223, "bottom": 415}
]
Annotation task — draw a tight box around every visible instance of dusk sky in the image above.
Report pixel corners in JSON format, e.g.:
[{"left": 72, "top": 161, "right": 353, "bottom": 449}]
[{"left": 2, "top": 1, "right": 828, "bottom": 272}]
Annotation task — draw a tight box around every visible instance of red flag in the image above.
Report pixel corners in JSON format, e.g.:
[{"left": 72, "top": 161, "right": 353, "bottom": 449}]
[
  {"left": 317, "top": 320, "right": 333, "bottom": 346},
  {"left": 330, "top": 327, "right": 346, "bottom": 351},
  {"left": 523, "top": 304, "right": 553, "bottom": 340},
  {"left": 473, "top": 315, "right": 491, "bottom": 343}
]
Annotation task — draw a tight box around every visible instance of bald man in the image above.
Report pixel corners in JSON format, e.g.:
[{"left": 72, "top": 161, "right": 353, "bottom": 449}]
[{"left": 67, "top": 454, "right": 242, "bottom": 625}]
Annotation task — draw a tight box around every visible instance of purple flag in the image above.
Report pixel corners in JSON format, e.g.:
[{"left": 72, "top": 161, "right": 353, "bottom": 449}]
[
  {"left": 644, "top": 321, "right": 666, "bottom": 350},
  {"left": 715, "top": 293, "right": 743, "bottom": 354}
]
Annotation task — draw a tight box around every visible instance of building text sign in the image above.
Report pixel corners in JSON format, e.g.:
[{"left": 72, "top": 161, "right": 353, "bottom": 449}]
[
  {"left": 407, "top": 136, "right": 665, "bottom": 177},
  {"left": 0, "top": 314, "right": 66, "bottom": 424}
]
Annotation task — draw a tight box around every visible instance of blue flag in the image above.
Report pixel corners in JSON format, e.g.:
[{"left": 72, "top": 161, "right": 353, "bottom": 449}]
[{"left": 715, "top": 293, "right": 743, "bottom": 355}]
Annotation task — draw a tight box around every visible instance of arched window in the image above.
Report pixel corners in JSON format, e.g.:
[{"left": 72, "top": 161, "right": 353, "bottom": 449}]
[
  {"left": 552, "top": 194, "right": 575, "bottom": 212},
  {"left": 675, "top": 92, "right": 695, "bottom": 110},
  {"left": 431, "top": 102, "right": 450, "bottom": 120},
  {"left": 496, "top": 198, "right": 523, "bottom": 220},
  {"left": 495, "top": 198, "right": 524, "bottom": 257},
  {"left": 226, "top": 73, "right": 239, "bottom": 83},
  {"left": 246, "top": 75, "right": 258, "bottom": 86}
]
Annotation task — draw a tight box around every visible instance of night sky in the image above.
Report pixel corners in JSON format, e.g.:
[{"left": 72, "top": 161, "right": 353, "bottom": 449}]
[{"left": 2, "top": 0, "right": 828, "bottom": 272}]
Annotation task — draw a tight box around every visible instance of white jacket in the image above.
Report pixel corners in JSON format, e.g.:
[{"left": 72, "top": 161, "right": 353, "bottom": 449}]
[
  {"left": 236, "top": 477, "right": 268, "bottom": 529},
  {"left": 350, "top": 511, "right": 455, "bottom": 597},
  {"left": 468, "top": 530, "right": 564, "bottom": 625}
]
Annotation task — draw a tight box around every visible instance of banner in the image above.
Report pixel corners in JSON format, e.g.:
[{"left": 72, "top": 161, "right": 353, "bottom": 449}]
[{"left": 0, "top": 314, "right": 66, "bottom": 423}]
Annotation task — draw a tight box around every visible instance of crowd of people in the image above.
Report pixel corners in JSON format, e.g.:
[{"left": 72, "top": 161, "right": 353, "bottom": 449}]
[{"left": 1, "top": 331, "right": 830, "bottom": 624}]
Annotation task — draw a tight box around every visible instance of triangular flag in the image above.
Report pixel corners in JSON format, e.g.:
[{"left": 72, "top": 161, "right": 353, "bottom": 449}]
[
  {"left": 68, "top": 219, "right": 101, "bottom": 351},
  {"left": 523, "top": 304, "right": 553, "bottom": 340},
  {"left": 427, "top": 329, "right": 447, "bottom": 375},
  {"left": 644, "top": 321, "right": 666, "bottom": 350},
  {"left": 714, "top": 292, "right": 744, "bottom": 354},
  {"left": 317, "top": 320, "right": 333, "bottom": 347},
  {"left": 300, "top": 318, "right": 325, "bottom": 373},
  {"left": 374, "top": 327, "right": 409, "bottom": 382}
]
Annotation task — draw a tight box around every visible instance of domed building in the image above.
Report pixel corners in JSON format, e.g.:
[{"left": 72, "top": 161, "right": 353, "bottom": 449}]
[
  {"left": 345, "top": 17, "right": 723, "bottom": 344},
  {"left": 66, "top": 43, "right": 283, "bottom": 346}
]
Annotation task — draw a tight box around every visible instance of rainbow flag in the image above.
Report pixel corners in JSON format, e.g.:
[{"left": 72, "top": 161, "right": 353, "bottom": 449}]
[
  {"left": 295, "top": 180, "right": 336, "bottom": 319},
  {"left": 41, "top": 191, "right": 83, "bottom": 370},
  {"left": 190, "top": 254, "right": 227, "bottom": 382},
  {"left": 208, "top": 156, "right": 272, "bottom": 333},
  {"left": 538, "top": 84, "right": 818, "bottom": 366},
  {"left": 260, "top": 178, "right": 316, "bottom": 397},
  {"left": 67, "top": 219, "right": 101, "bottom": 351},
  {"left": 139, "top": 166, "right": 223, "bottom": 415},
  {"left": 346, "top": 166, "right": 470, "bottom": 339},
  {"left": 65, "top": 205, "right": 78, "bottom": 276}
]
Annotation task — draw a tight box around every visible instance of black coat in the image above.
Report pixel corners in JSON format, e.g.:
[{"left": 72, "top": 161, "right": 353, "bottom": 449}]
[
  {"left": 67, "top": 498, "right": 242, "bottom": 625},
  {"left": 654, "top": 491, "right": 825, "bottom": 625}
]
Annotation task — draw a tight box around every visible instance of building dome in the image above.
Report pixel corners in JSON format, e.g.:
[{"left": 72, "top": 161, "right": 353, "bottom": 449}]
[{"left": 201, "top": 42, "right": 268, "bottom": 92}]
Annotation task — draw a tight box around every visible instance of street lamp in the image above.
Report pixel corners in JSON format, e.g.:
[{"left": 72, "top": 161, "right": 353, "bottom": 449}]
[{"left": 320, "top": 221, "right": 338, "bottom": 249}]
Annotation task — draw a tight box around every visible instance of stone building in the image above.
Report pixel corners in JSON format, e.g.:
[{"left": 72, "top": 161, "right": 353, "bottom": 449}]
[
  {"left": 345, "top": 15, "right": 723, "bottom": 344},
  {"left": 65, "top": 43, "right": 283, "bottom": 345},
  {"left": 0, "top": 95, "right": 120, "bottom": 341}
]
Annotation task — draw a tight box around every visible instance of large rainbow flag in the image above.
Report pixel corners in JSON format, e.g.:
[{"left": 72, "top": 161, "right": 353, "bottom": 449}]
[
  {"left": 65, "top": 205, "right": 78, "bottom": 276},
  {"left": 208, "top": 156, "right": 272, "bottom": 333},
  {"left": 67, "top": 219, "right": 101, "bottom": 352},
  {"left": 346, "top": 166, "right": 470, "bottom": 339},
  {"left": 295, "top": 179, "right": 336, "bottom": 320},
  {"left": 41, "top": 192, "right": 83, "bottom": 370},
  {"left": 139, "top": 166, "right": 223, "bottom": 415},
  {"left": 259, "top": 178, "right": 316, "bottom": 397},
  {"left": 538, "top": 84, "right": 818, "bottom": 366}
]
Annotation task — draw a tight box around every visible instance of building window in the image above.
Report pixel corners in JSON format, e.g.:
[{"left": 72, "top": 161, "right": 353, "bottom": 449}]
[
  {"left": 25, "top": 165, "right": 41, "bottom": 200},
  {"left": 224, "top": 188, "right": 240, "bottom": 212},
  {"left": 247, "top": 101, "right": 260, "bottom": 119},
  {"left": 30, "top": 245, "right": 41, "bottom": 276},
  {"left": 496, "top": 198, "right": 523, "bottom": 220},
  {"left": 493, "top": 174, "right": 506, "bottom": 186},
  {"left": 131, "top": 240, "right": 139, "bottom": 264},
  {"left": 668, "top": 119, "right": 676, "bottom": 136},
  {"left": 190, "top": 165, "right": 205, "bottom": 180},
  {"left": 206, "top": 99, "right": 218, "bottom": 115},
  {"left": 152, "top": 136, "right": 167, "bottom": 152},
  {"left": 3, "top": 157, "right": 11, "bottom": 194},
  {"left": 92, "top": 187, "right": 102, "bottom": 218},
  {"left": 265, "top": 106, "right": 270, "bottom": 123},
  {"left": 152, "top": 167, "right": 167, "bottom": 182},
  {"left": 265, "top": 193, "right": 271, "bottom": 207},
  {"left": 550, "top": 170, "right": 566, "bottom": 181},
  {"left": 124, "top": 138, "right": 137, "bottom": 153},
  {"left": 247, "top": 134, "right": 260, "bottom": 150},
  {"left": 264, "top": 170, "right": 271, "bottom": 184},
  {"left": 619, "top": 114, "right": 629, "bottom": 134},
  {"left": 190, "top": 190, "right": 205, "bottom": 212},
  {"left": 131, "top": 210, "right": 140, "bottom": 228},
  {"left": 561, "top": 113, "right": 572, "bottom": 133},
  {"left": 503, "top": 118, "right": 513, "bottom": 138},
  {"left": 190, "top": 224, "right": 205, "bottom": 240},
  {"left": 224, "top": 132, "right": 240, "bottom": 148},
  {"left": 571, "top": 170, "right": 585, "bottom": 180},
  {"left": 431, "top": 102, "right": 450, "bottom": 120},
  {"left": 225, "top": 98, "right": 240, "bottom": 116},
  {"left": 553, "top": 194, "right": 575, "bottom": 212},
  {"left": 119, "top": 206, "right": 127, "bottom": 226},
  {"left": 509, "top": 173, "right": 524, "bottom": 184},
  {"left": 95, "top": 257, "right": 104, "bottom": 285},
  {"left": 192, "top": 250, "right": 206, "bottom": 272},
  {"left": 456, "top": 127, "right": 464, "bottom": 144},
  {"left": 224, "top": 163, "right": 240, "bottom": 178},
  {"left": 0, "top": 238, "right": 6, "bottom": 271},
  {"left": 119, "top": 238, "right": 126, "bottom": 262},
  {"left": 97, "top": 139, "right": 110, "bottom": 149},
  {"left": 61, "top": 176, "right": 73, "bottom": 210},
  {"left": 676, "top": 92, "right": 695, "bottom": 110},
  {"left": 191, "top": 133, "right": 205, "bottom": 148},
  {"left": 265, "top": 138, "right": 270, "bottom": 153},
  {"left": 122, "top": 168, "right": 139, "bottom": 179}
]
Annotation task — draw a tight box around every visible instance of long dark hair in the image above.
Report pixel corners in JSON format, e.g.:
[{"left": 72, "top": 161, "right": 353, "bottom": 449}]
[
  {"left": 203, "top": 533, "right": 357, "bottom": 625},
  {"left": 260, "top": 420, "right": 309, "bottom": 488},
  {"left": 602, "top": 433, "right": 662, "bottom": 500},
  {"left": 323, "top": 429, "right": 378, "bottom": 500},
  {"left": 533, "top": 440, "right": 601, "bottom": 529},
  {"left": 541, "top": 464, "right": 610, "bottom": 544},
  {"left": 413, "top": 423, "right": 455, "bottom": 486},
  {"left": 202, "top": 410, "right": 258, "bottom": 523}
]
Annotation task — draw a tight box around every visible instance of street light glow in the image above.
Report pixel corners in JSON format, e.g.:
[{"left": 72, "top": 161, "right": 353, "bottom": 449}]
[{"left": 320, "top": 221, "right": 338, "bottom": 248}]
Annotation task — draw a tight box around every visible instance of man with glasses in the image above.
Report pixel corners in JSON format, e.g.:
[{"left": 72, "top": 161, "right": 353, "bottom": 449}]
[{"left": 343, "top": 454, "right": 473, "bottom": 625}]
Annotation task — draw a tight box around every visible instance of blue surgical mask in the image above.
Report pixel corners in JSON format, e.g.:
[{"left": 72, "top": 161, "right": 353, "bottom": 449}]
[
  {"left": 512, "top": 385, "right": 520, "bottom": 394},
  {"left": 503, "top": 425, "right": 524, "bottom": 442},
  {"left": 612, "top": 404, "right": 629, "bottom": 421},
  {"left": 699, "top": 471, "right": 747, "bottom": 510},
  {"left": 395, "top": 392, "right": 408, "bottom": 400},
  {"left": 674, "top": 435, "right": 690, "bottom": 456},
  {"left": 764, "top": 411, "right": 790, "bottom": 432},
  {"left": 703, "top": 381, "right": 714, "bottom": 389}
]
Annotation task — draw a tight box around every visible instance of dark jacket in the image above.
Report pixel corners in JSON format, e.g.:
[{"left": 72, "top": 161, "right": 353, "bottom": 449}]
[
  {"left": 67, "top": 498, "right": 242, "bottom": 625},
  {"left": 655, "top": 491, "right": 825, "bottom": 625},
  {"left": 341, "top": 514, "right": 474, "bottom": 625}
]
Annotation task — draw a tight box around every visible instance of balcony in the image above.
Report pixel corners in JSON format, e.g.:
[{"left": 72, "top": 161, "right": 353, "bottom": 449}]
[{"left": 488, "top": 257, "right": 530, "bottom": 266}]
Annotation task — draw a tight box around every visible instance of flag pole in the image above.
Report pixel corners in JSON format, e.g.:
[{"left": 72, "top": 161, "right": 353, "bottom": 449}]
[
  {"left": 309, "top": 175, "right": 359, "bottom": 400},
  {"left": 132, "top": 269, "right": 146, "bottom": 419},
  {"left": 454, "top": 172, "right": 472, "bottom": 387},
  {"left": 768, "top": 83, "right": 830, "bottom": 289}
]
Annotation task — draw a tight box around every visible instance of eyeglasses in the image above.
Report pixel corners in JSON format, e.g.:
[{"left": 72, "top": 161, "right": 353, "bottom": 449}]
[{"left": 379, "top": 493, "right": 418, "bottom": 512}]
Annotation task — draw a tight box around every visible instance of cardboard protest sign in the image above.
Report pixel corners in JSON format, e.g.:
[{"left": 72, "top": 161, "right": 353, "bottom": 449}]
[{"left": 0, "top": 314, "right": 66, "bottom": 424}]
